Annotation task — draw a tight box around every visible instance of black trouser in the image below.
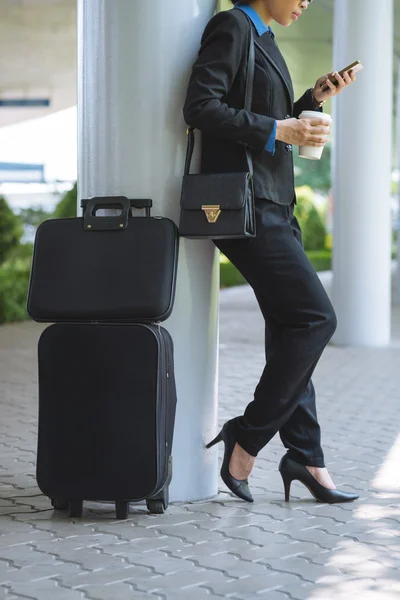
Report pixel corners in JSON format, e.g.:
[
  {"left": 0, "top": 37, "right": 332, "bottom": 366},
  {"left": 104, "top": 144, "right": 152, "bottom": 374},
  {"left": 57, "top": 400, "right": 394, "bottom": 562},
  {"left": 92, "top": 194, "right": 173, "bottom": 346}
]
[{"left": 213, "top": 197, "right": 337, "bottom": 468}]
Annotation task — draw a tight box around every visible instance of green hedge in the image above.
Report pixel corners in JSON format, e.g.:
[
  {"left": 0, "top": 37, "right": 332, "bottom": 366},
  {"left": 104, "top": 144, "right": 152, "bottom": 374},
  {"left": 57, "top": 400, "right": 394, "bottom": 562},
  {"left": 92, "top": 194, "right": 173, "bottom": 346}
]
[
  {"left": 220, "top": 250, "right": 332, "bottom": 289},
  {"left": 0, "top": 196, "right": 23, "bottom": 265},
  {"left": 0, "top": 257, "right": 31, "bottom": 324}
]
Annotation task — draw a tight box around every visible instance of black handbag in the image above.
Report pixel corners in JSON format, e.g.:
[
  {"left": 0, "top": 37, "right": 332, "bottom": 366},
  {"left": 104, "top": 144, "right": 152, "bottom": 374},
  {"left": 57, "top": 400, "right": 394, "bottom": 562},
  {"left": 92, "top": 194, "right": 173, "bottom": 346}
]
[{"left": 179, "top": 23, "right": 256, "bottom": 240}]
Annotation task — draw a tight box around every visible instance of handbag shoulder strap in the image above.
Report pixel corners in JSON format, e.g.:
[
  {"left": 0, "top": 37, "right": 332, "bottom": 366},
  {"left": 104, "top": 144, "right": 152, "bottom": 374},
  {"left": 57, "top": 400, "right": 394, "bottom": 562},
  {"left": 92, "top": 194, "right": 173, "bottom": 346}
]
[{"left": 184, "top": 17, "right": 255, "bottom": 177}]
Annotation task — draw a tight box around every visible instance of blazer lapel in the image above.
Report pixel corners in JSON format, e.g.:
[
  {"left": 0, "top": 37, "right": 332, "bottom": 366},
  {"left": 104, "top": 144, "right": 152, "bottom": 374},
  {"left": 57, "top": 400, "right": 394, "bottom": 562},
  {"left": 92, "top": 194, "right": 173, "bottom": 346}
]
[{"left": 254, "top": 36, "right": 294, "bottom": 105}]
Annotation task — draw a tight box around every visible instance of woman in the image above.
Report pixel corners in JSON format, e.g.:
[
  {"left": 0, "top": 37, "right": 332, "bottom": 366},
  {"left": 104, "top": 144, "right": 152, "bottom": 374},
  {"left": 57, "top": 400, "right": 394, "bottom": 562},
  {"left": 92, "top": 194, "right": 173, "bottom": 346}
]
[{"left": 183, "top": 0, "right": 359, "bottom": 504}]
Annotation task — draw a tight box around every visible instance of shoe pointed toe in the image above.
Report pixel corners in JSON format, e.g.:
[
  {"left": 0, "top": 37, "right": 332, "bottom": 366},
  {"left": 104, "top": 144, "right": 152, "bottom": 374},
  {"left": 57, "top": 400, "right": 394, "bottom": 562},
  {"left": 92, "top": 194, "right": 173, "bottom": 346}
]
[
  {"left": 223, "top": 474, "right": 254, "bottom": 502},
  {"left": 326, "top": 490, "right": 359, "bottom": 504}
]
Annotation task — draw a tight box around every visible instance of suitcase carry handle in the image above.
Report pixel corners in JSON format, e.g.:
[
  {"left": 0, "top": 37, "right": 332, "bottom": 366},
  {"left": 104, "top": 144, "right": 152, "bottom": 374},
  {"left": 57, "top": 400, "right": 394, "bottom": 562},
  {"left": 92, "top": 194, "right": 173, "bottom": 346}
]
[{"left": 81, "top": 197, "right": 153, "bottom": 231}]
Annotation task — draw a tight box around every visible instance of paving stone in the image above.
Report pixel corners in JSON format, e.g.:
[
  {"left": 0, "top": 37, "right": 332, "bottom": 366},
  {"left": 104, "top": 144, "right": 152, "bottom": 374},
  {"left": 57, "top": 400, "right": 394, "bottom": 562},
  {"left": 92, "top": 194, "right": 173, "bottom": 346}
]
[
  {"left": 148, "top": 523, "right": 228, "bottom": 544},
  {"left": 30, "top": 534, "right": 128, "bottom": 554},
  {"left": 260, "top": 556, "right": 343, "bottom": 584},
  {"left": 169, "top": 539, "right": 237, "bottom": 558},
  {"left": 6, "top": 580, "right": 88, "bottom": 599},
  {"left": 103, "top": 536, "right": 187, "bottom": 554},
  {"left": 104, "top": 550, "right": 201, "bottom": 575},
  {"left": 46, "top": 547, "right": 139, "bottom": 574},
  {"left": 58, "top": 564, "right": 156, "bottom": 589},
  {"left": 0, "top": 563, "right": 85, "bottom": 586},
  {"left": 225, "top": 541, "right": 331, "bottom": 564},
  {"left": 208, "top": 525, "right": 292, "bottom": 547},
  {"left": 76, "top": 583, "right": 165, "bottom": 600},
  {"left": 132, "top": 569, "right": 230, "bottom": 593},
  {"left": 226, "top": 592, "right": 290, "bottom": 600},
  {"left": 0, "top": 286, "right": 400, "bottom": 598},
  {"left": 204, "top": 572, "right": 309, "bottom": 597},
  {"left": 183, "top": 552, "right": 273, "bottom": 579},
  {"left": 158, "top": 588, "right": 222, "bottom": 599}
]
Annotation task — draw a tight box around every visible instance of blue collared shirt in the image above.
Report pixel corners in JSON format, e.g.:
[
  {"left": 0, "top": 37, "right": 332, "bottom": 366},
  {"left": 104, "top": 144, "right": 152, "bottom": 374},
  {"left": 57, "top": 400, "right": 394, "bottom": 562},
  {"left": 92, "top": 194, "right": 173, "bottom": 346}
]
[{"left": 234, "top": 3, "right": 277, "bottom": 155}]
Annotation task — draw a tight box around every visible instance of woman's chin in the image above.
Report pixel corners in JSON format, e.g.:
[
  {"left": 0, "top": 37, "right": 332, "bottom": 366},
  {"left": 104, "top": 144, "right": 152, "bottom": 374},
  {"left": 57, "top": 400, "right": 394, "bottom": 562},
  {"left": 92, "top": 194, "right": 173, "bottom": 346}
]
[{"left": 276, "top": 19, "right": 294, "bottom": 28}]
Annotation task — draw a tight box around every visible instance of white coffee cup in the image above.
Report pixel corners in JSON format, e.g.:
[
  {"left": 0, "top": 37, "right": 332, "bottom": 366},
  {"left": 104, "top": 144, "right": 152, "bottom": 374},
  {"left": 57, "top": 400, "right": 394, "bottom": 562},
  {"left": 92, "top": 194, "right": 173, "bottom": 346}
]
[{"left": 298, "top": 111, "right": 332, "bottom": 160}]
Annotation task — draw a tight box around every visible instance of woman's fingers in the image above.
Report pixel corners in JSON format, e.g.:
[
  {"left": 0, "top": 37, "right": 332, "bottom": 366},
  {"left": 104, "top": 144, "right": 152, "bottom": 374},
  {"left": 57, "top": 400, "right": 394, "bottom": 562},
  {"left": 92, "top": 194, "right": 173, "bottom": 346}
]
[
  {"left": 309, "top": 136, "right": 329, "bottom": 145},
  {"left": 333, "top": 71, "right": 346, "bottom": 88},
  {"left": 306, "top": 122, "right": 331, "bottom": 136},
  {"left": 307, "top": 125, "right": 330, "bottom": 144},
  {"left": 343, "top": 71, "right": 352, "bottom": 85},
  {"left": 349, "top": 70, "right": 357, "bottom": 82},
  {"left": 324, "top": 78, "right": 337, "bottom": 92},
  {"left": 309, "top": 125, "right": 330, "bottom": 135}
]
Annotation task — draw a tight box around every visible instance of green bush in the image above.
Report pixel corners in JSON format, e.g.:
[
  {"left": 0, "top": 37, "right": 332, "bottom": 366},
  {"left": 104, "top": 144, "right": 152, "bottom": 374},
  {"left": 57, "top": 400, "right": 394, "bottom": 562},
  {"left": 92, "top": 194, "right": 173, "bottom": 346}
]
[
  {"left": 220, "top": 255, "right": 247, "bottom": 288},
  {"left": 19, "top": 206, "right": 51, "bottom": 230},
  {"left": 294, "top": 185, "right": 328, "bottom": 251},
  {"left": 8, "top": 243, "right": 34, "bottom": 261},
  {"left": 0, "top": 196, "right": 24, "bottom": 265},
  {"left": 302, "top": 205, "right": 327, "bottom": 251},
  {"left": 294, "top": 185, "right": 315, "bottom": 226},
  {"left": 0, "top": 182, "right": 78, "bottom": 325},
  {"left": 0, "top": 257, "right": 31, "bottom": 324},
  {"left": 294, "top": 144, "right": 332, "bottom": 192},
  {"left": 220, "top": 249, "right": 332, "bottom": 288},
  {"left": 53, "top": 182, "right": 78, "bottom": 218},
  {"left": 306, "top": 249, "right": 332, "bottom": 272}
]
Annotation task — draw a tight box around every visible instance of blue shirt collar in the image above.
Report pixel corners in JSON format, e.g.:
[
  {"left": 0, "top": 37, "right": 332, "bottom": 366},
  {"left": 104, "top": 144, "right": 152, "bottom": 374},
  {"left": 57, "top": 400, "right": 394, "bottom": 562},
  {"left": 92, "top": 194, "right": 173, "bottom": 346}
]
[{"left": 234, "top": 3, "right": 274, "bottom": 38}]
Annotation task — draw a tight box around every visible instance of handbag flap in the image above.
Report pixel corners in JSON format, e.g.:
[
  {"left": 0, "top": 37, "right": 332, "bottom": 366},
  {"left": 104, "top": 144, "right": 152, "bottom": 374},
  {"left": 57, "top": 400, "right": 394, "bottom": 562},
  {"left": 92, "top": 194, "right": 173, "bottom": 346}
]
[{"left": 180, "top": 172, "right": 251, "bottom": 210}]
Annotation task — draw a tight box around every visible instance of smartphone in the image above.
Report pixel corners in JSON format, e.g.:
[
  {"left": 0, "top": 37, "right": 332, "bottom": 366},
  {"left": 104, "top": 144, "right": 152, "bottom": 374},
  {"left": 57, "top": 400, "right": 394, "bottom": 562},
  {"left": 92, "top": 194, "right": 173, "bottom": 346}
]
[{"left": 321, "top": 60, "right": 363, "bottom": 91}]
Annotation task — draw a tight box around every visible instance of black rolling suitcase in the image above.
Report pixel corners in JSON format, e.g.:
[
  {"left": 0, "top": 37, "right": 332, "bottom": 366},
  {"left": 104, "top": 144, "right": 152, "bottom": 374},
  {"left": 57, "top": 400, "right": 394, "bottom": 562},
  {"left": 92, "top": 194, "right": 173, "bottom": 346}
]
[
  {"left": 37, "top": 323, "right": 177, "bottom": 517},
  {"left": 27, "top": 197, "right": 179, "bottom": 323}
]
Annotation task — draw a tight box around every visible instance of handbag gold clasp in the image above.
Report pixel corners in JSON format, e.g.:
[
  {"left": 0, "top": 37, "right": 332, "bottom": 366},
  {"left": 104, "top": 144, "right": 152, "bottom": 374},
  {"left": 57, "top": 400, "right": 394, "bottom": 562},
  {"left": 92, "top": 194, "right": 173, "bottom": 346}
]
[{"left": 202, "top": 205, "right": 221, "bottom": 224}]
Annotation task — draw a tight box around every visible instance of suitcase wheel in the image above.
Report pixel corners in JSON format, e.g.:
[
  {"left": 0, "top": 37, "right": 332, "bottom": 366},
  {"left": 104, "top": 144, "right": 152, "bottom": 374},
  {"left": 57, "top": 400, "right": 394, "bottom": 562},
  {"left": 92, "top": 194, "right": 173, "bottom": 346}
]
[
  {"left": 69, "top": 500, "right": 83, "bottom": 518},
  {"left": 146, "top": 499, "right": 165, "bottom": 514},
  {"left": 51, "top": 498, "right": 69, "bottom": 511},
  {"left": 115, "top": 501, "right": 129, "bottom": 520}
]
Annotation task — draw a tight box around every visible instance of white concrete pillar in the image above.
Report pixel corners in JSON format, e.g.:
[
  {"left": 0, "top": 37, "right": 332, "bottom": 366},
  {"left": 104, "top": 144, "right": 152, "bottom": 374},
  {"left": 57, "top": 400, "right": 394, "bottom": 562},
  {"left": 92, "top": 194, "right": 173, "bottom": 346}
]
[
  {"left": 77, "top": 0, "right": 219, "bottom": 501},
  {"left": 396, "top": 60, "right": 400, "bottom": 305},
  {"left": 332, "top": 0, "right": 393, "bottom": 346}
]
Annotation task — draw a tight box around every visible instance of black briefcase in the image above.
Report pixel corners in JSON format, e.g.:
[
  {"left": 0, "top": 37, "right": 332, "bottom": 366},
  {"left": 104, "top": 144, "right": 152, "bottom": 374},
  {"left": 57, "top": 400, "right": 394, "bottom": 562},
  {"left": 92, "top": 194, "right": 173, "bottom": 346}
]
[
  {"left": 27, "top": 197, "right": 179, "bottom": 323},
  {"left": 36, "top": 323, "right": 177, "bottom": 518}
]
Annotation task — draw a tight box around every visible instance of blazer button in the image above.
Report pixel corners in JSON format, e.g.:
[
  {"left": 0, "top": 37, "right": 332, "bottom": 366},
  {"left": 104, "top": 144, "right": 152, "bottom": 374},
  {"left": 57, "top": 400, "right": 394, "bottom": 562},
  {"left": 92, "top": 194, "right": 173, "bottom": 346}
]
[{"left": 285, "top": 144, "right": 293, "bottom": 152}]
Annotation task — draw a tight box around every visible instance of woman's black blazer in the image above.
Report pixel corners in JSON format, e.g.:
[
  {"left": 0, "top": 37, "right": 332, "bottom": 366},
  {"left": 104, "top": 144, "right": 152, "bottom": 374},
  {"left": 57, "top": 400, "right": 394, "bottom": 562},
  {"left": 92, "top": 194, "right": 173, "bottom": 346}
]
[{"left": 183, "top": 9, "right": 320, "bottom": 205}]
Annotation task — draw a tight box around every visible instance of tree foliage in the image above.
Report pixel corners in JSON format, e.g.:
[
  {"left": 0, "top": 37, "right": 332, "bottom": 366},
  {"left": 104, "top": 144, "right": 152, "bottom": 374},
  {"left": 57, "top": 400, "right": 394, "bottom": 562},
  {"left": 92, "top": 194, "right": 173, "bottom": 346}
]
[
  {"left": 294, "top": 144, "right": 332, "bottom": 192},
  {"left": 53, "top": 183, "right": 78, "bottom": 219},
  {"left": 0, "top": 196, "right": 24, "bottom": 265}
]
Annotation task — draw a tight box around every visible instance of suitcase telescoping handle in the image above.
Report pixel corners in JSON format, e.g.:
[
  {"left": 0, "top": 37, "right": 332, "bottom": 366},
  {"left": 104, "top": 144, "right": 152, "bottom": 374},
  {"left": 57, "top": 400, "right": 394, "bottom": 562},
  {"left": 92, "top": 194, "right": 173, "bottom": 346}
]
[{"left": 81, "top": 196, "right": 153, "bottom": 231}]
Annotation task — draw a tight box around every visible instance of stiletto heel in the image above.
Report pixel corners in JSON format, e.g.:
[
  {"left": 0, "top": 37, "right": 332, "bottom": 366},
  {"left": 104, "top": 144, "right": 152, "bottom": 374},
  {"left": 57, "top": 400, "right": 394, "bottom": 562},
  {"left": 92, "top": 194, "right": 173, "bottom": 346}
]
[
  {"left": 205, "top": 418, "right": 254, "bottom": 503},
  {"left": 205, "top": 430, "right": 223, "bottom": 449},
  {"left": 279, "top": 454, "right": 359, "bottom": 504},
  {"left": 280, "top": 472, "right": 292, "bottom": 502}
]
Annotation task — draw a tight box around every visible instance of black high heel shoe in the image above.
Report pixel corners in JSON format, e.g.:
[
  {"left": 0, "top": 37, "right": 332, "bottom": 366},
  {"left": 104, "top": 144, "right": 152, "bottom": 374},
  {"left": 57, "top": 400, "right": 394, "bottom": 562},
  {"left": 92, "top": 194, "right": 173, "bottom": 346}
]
[
  {"left": 279, "top": 454, "right": 359, "bottom": 504},
  {"left": 206, "top": 419, "right": 254, "bottom": 503}
]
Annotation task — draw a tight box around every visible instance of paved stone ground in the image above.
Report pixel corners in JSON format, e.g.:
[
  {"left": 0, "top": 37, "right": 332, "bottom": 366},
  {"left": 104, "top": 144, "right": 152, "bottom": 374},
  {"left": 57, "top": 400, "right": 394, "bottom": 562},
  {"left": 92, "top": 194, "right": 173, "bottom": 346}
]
[{"left": 0, "top": 273, "right": 399, "bottom": 600}]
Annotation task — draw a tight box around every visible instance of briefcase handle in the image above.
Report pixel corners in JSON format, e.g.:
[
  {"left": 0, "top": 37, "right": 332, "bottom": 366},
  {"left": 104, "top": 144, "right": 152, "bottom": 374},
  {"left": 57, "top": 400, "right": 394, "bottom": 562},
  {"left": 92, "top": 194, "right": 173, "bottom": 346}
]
[{"left": 81, "top": 196, "right": 153, "bottom": 231}]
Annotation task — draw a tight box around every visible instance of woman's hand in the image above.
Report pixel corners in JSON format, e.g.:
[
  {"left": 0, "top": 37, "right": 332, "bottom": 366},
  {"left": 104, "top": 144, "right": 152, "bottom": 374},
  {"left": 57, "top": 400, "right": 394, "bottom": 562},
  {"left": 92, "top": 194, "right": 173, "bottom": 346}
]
[
  {"left": 313, "top": 70, "right": 357, "bottom": 104},
  {"left": 276, "top": 118, "right": 330, "bottom": 147}
]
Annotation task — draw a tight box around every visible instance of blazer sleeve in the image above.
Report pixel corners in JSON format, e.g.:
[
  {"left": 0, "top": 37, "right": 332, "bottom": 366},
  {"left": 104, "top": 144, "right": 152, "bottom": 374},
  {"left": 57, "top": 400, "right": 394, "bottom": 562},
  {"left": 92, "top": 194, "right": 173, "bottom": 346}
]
[
  {"left": 183, "top": 11, "right": 276, "bottom": 154},
  {"left": 293, "top": 88, "right": 323, "bottom": 118}
]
